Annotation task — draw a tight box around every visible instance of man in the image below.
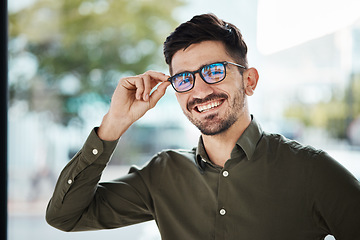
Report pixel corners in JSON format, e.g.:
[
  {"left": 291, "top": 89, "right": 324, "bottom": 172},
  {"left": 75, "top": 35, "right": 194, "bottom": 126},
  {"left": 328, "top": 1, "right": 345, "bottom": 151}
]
[{"left": 46, "top": 14, "right": 360, "bottom": 239}]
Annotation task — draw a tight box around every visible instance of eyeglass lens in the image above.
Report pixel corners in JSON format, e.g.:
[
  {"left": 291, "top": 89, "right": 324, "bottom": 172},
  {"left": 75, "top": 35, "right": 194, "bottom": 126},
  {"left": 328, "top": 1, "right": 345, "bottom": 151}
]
[{"left": 171, "top": 62, "right": 226, "bottom": 92}]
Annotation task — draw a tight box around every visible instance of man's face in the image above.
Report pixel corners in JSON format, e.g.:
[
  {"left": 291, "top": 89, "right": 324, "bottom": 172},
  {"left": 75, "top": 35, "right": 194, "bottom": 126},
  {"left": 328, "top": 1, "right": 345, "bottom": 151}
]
[{"left": 171, "top": 40, "right": 247, "bottom": 136}]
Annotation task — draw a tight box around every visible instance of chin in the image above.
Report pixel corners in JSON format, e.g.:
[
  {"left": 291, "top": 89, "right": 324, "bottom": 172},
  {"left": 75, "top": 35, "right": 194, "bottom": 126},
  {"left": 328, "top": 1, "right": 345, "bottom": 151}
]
[{"left": 197, "top": 116, "right": 237, "bottom": 136}]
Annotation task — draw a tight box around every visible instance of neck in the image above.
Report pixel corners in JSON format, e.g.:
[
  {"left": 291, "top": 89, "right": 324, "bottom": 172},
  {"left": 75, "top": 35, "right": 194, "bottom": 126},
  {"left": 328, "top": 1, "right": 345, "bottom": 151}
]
[{"left": 202, "top": 114, "right": 251, "bottom": 167}]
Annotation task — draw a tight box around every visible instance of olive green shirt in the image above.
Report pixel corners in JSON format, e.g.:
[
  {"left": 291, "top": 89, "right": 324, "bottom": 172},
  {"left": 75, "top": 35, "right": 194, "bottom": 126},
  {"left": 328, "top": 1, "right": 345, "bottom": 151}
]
[{"left": 46, "top": 118, "right": 360, "bottom": 240}]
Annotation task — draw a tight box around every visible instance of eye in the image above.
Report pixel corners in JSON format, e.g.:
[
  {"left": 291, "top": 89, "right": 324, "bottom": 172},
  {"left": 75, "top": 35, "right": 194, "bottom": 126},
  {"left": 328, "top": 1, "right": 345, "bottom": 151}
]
[
  {"left": 174, "top": 73, "right": 193, "bottom": 90},
  {"left": 203, "top": 64, "right": 224, "bottom": 77},
  {"left": 178, "top": 76, "right": 191, "bottom": 86},
  {"left": 213, "top": 66, "right": 223, "bottom": 74}
]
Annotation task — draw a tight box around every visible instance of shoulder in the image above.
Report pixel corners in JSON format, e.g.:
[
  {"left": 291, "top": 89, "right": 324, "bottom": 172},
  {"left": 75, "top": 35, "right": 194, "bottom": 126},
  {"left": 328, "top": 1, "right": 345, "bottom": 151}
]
[
  {"left": 158, "top": 148, "right": 196, "bottom": 160},
  {"left": 260, "top": 132, "right": 358, "bottom": 181},
  {"left": 153, "top": 148, "right": 196, "bottom": 165},
  {"left": 259, "top": 131, "right": 323, "bottom": 161},
  {"left": 129, "top": 148, "right": 199, "bottom": 189},
  {"left": 131, "top": 148, "right": 197, "bottom": 174}
]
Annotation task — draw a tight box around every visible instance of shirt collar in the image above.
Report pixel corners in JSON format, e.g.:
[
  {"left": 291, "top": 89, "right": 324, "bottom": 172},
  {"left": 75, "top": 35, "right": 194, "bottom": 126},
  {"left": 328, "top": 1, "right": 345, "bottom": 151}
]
[{"left": 195, "top": 115, "right": 263, "bottom": 169}]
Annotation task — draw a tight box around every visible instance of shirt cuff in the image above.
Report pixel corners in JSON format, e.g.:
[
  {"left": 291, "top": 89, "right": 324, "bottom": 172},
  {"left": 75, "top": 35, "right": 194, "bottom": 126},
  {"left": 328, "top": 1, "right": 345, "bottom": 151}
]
[{"left": 81, "top": 127, "right": 119, "bottom": 165}]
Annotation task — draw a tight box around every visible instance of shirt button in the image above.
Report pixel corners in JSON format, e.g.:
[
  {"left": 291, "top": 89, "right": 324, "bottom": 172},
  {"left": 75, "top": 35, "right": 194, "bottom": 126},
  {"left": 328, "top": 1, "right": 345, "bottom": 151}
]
[
  {"left": 67, "top": 179, "right": 73, "bottom": 185},
  {"left": 220, "top": 208, "right": 226, "bottom": 216},
  {"left": 222, "top": 170, "right": 229, "bottom": 177},
  {"left": 92, "top": 149, "right": 98, "bottom": 155}
]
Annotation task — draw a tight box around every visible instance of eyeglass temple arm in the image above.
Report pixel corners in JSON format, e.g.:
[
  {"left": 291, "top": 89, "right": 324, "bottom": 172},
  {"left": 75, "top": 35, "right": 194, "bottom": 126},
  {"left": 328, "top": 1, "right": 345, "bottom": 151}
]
[{"left": 226, "top": 61, "right": 246, "bottom": 69}]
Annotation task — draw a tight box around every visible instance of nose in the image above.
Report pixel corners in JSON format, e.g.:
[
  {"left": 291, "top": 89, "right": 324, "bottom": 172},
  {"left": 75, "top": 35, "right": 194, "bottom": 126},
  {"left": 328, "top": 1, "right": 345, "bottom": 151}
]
[{"left": 191, "top": 73, "right": 214, "bottom": 99}]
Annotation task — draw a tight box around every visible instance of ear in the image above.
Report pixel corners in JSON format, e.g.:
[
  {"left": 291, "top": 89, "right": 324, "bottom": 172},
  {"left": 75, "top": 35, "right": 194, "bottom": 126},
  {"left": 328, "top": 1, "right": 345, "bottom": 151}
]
[{"left": 243, "top": 68, "right": 259, "bottom": 96}]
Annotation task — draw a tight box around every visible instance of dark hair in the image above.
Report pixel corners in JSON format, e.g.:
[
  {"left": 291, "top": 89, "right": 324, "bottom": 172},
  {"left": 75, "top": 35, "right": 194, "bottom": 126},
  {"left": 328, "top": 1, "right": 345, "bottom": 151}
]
[{"left": 163, "top": 13, "right": 248, "bottom": 71}]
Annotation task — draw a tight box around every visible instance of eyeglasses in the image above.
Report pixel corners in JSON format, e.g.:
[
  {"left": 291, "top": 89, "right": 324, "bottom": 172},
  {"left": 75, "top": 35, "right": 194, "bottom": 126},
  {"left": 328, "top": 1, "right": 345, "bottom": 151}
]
[{"left": 168, "top": 61, "right": 246, "bottom": 93}]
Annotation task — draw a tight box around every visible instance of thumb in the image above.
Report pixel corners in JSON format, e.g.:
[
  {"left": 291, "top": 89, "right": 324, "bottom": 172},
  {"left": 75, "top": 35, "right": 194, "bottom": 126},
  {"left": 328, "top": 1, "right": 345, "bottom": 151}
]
[{"left": 148, "top": 81, "right": 171, "bottom": 109}]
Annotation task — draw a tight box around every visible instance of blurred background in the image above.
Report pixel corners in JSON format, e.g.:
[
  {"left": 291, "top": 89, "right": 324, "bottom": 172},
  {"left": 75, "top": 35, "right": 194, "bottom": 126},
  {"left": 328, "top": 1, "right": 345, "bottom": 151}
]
[{"left": 7, "top": 0, "right": 360, "bottom": 239}]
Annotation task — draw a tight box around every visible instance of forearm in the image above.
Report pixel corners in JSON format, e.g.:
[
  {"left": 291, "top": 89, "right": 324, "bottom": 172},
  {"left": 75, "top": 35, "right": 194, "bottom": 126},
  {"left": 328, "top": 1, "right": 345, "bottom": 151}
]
[
  {"left": 46, "top": 128, "right": 118, "bottom": 231},
  {"left": 97, "top": 113, "right": 132, "bottom": 141}
]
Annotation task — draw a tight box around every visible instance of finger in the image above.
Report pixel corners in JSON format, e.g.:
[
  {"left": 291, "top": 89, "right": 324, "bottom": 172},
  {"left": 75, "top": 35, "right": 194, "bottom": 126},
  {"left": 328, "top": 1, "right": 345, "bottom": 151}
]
[
  {"left": 141, "top": 74, "right": 152, "bottom": 102},
  {"left": 142, "top": 71, "right": 170, "bottom": 101},
  {"left": 122, "top": 71, "right": 169, "bottom": 101},
  {"left": 144, "top": 70, "right": 170, "bottom": 82},
  {"left": 148, "top": 81, "right": 171, "bottom": 109},
  {"left": 133, "top": 77, "right": 145, "bottom": 100}
]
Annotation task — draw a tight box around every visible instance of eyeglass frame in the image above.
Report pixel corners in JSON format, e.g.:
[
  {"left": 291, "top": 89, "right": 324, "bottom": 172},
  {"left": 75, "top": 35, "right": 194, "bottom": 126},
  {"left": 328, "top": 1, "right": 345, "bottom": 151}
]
[{"left": 167, "top": 61, "right": 246, "bottom": 93}]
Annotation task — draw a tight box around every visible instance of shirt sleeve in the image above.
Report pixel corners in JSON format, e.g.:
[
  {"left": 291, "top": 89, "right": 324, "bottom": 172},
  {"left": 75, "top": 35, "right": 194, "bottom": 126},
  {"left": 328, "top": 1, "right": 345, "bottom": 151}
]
[
  {"left": 311, "top": 151, "right": 360, "bottom": 239},
  {"left": 45, "top": 128, "right": 154, "bottom": 232}
]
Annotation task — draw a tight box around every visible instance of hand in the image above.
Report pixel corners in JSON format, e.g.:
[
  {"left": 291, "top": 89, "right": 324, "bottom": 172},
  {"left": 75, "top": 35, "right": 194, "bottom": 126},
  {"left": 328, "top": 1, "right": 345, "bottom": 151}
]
[{"left": 98, "top": 71, "right": 171, "bottom": 140}]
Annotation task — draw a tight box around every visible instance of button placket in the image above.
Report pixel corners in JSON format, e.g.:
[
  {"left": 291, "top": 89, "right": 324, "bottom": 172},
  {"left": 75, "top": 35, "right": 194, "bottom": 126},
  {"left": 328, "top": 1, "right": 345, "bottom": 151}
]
[{"left": 220, "top": 170, "right": 228, "bottom": 217}]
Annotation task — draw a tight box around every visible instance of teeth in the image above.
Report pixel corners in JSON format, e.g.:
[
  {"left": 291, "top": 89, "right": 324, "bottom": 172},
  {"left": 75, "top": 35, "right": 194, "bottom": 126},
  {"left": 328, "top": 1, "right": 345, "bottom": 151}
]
[{"left": 197, "top": 101, "right": 221, "bottom": 112}]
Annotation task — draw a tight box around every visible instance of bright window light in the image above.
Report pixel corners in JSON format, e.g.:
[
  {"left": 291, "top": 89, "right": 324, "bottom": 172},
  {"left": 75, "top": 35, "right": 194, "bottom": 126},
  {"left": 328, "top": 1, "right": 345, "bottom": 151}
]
[{"left": 257, "top": 0, "right": 360, "bottom": 54}]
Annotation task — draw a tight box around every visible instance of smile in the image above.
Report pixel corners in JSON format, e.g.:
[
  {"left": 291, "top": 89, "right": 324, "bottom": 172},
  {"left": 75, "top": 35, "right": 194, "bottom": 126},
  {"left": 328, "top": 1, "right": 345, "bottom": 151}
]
[{"left": 196, "top": 100, "right": 223, "bottom": 113}]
